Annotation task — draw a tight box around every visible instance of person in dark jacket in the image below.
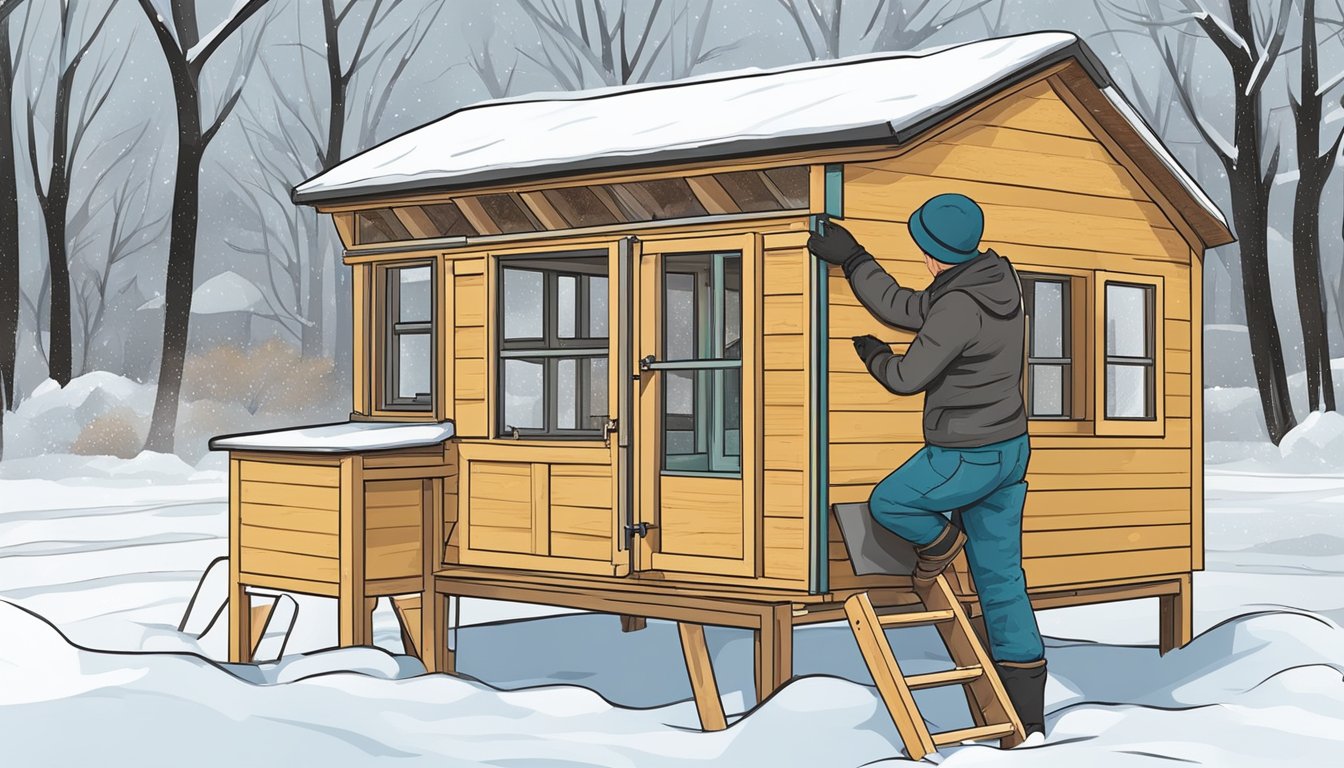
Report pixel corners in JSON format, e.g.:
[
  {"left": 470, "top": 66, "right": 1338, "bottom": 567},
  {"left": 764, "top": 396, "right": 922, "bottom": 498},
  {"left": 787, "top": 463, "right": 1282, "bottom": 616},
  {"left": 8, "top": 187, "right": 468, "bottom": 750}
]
[{"left": 808, "top": 193, "right": 1047, "bottom": 738}]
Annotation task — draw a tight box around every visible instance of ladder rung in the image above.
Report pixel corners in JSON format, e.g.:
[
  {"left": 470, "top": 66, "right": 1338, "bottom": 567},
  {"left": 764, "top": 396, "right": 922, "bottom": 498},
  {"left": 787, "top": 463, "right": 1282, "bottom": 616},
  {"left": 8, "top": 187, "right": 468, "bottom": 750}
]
[
  {"left": 877, "top": 608, "right": 955, "bottom": 628},
  {"left": 932, "top": 722, "right": 1017, "bottom": 747},
  {"left": 905, "top": 665, "right": 984, "bottom": 690}
]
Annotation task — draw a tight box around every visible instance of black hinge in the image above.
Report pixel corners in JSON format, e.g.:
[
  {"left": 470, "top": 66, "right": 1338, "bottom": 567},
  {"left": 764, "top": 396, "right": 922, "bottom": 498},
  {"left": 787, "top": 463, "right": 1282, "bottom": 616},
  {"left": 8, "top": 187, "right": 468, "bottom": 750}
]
[{"left": 624, "top": 522, "right": 655, "bottom": 546}]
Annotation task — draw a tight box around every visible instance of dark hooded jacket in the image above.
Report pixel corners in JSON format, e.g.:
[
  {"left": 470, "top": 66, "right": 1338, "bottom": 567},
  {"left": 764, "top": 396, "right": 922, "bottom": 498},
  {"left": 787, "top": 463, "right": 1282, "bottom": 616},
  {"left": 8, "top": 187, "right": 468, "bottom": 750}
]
[{"left": 846, "top": 249, "right": 1027, "bottom": 448}]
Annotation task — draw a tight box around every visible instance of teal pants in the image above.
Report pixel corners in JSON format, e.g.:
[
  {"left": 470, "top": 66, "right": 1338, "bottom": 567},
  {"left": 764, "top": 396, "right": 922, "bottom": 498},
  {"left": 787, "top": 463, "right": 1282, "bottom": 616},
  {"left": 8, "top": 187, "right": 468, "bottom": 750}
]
[{"left": 868, "top": 434, "right": 1044, "bottom": 664}]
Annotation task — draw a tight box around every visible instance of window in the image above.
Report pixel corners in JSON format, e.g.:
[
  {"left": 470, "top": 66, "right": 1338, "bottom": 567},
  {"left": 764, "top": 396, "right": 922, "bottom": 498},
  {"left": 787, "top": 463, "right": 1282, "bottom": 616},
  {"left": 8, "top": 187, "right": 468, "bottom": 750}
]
[
  {"left": 498, "top": 255, "right": 609, "bottom": 437},
  {"left": 661, "top": 252, "right": 741, "bottom": 475},
  {"left": 1103, "top": 281, "right": 1157, "bottom": 420},
  {"left": 1022, "top": 275, "right": 1074, "bottom": 419},
  {"left": 382, "top": 263, "right": 435, "bottom": 410}
]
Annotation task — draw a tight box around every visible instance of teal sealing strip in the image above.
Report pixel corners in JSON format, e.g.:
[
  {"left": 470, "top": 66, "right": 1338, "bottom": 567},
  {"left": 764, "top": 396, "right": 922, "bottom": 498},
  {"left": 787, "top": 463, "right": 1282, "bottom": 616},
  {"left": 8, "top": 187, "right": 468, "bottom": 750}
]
[{"left": 824, "top": 164, "right": 844, "bottom": 218}]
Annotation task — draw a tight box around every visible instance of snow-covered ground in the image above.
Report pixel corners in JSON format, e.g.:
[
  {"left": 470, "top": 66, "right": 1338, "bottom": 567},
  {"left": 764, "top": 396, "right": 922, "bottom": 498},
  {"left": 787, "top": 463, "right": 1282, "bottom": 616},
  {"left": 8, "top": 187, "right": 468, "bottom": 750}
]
[{"left": 4, "top": 441, "right": 1344, "bottom": 765}]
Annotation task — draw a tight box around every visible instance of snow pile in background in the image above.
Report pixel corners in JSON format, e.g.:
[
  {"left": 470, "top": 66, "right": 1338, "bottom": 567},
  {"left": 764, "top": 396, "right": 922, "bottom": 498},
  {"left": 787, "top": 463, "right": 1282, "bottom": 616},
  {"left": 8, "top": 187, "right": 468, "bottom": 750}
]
[
  {"left": 4, "top": 372, "right": 156, "bottom": 458},
  {"left": 1279, "top": 411, "right": 1344, "bottom": 471}
]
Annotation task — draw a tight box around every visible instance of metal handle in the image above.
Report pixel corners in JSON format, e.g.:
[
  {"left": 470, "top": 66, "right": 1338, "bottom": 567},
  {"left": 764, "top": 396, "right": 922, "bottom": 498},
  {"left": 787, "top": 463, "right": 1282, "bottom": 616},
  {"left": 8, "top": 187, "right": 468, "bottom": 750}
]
[{"left": 639, "top": 354, "right": 657, "bottom": 372}]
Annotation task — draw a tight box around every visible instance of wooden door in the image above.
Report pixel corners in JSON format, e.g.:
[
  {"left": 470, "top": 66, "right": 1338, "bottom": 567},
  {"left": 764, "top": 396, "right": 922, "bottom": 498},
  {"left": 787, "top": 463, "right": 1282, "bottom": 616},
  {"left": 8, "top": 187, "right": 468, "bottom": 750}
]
[{"left": 636, "top": 234, "right": 759, "bottom": 578}]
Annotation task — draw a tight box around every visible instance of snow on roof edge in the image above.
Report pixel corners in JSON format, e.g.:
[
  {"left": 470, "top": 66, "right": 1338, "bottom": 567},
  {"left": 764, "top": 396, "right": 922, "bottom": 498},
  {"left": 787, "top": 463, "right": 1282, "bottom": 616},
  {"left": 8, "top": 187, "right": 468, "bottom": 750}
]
[
  {"left": 292, "top": 32, "right": 1099, "bottom": 206},
  {"left": 209, "top": 420, "right": 455, "bottom": 454}
]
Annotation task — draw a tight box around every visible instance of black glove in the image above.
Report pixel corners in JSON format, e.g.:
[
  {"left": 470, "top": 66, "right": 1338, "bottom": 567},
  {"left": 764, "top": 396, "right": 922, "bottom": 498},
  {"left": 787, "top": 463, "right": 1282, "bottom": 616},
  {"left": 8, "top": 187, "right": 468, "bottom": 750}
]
[
  {"left": 852, "top": 334, "right": 889, "bottom": 367},
  {"left": 807, "top": 222, "right": 868, "bottom": 273}
]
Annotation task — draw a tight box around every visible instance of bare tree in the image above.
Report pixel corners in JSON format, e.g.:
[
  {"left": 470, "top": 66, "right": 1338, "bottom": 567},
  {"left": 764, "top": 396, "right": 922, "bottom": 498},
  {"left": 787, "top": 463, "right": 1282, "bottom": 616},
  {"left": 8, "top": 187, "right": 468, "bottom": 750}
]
[
  {"left": 0, "top": 2, "right": 27, "bottom": 417},
  {"left": 1288, "top": 0, "right": 1344, "bottom": 412},
  {"left": 24, "top": 0, "right": 118, "bottom": 387},
  {"left": 775, "top": 0, "right": 993, "bottom": 60},
  {"left": 70, "top": 128, "right": 167, "bottom": 375},
  {"left": 133, "top": 0, "right": 274, "bottom": 452},
  {"left": 1122, "top": 0, "right": 1298, "bottom": 442},
  {"left": 514, "top": 0, "right": 735, "bottom": 87},
  {"left": 468, "top": 28, "right": 520, "bottom": 98}
]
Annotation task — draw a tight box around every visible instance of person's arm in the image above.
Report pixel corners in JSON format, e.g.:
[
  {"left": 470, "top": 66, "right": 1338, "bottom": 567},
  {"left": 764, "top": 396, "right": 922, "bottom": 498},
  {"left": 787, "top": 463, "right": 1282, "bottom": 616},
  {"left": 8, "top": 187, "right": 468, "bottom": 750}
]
[
  {"left": 845, "top": 254, "right": 932, "bottom": 332},
  {"left": 858, "top": 293, "right": 977, "bottom": 395}
]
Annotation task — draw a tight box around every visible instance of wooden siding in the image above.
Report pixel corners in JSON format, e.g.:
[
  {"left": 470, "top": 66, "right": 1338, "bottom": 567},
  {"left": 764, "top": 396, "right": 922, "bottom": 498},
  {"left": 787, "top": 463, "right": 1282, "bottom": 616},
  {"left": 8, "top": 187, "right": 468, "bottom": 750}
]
[
  {"left": 827, "top": 79, "right": 1196, "bottom": 592},
  {"left": 453, "top": 258, "right": 488, "bottom": 436},
  {"left": 458, "top": 442, "right": 618, "bottom": 576},
  {"left": 237, "top": 459, "right": 341, "bottom": 584},
  {"left": 364, "top": 479, "right": 424, "bottom": 581}
]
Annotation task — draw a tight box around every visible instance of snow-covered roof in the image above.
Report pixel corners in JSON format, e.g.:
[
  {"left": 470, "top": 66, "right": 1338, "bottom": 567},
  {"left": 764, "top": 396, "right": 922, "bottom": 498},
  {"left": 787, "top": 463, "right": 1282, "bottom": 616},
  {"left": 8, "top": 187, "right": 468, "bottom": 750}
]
[
  {"left": 296, "top": 33, "right": 1097, "bottom": 205},
  {"left": 209, "top": 421, "right": 455, "bottom": 454},
  {"left": 293, "top": 31, "right": 1230, "bottom": 247}
]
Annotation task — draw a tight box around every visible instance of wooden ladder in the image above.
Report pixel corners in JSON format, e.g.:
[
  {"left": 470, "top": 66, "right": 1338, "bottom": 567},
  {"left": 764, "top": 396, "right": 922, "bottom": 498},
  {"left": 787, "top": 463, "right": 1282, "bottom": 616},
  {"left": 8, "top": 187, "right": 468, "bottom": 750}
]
[{"left": 845, "top": 573, "right": 1025, "bottom": 761}]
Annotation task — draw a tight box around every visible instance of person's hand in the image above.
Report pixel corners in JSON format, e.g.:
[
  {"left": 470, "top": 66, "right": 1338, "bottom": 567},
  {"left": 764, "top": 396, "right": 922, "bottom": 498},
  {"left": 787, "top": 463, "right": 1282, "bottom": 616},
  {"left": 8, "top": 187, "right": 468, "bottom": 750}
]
[
  {"left": 852, "top": 334, "right": 888, "bottom": 366},
  {"left": 808, "top": 222, "right": 865, "bottom": 267}
]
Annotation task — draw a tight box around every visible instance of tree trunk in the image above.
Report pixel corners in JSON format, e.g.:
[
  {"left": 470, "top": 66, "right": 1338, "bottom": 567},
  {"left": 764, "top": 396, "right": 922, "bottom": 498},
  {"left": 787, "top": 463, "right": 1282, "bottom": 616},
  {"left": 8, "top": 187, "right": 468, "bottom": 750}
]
[
  {"left": 302, "top": 221, "right": 324, "bottom": 357},
  {"left": 0, "top": 17, "right": 19, "bottom": 410},
  {"left": 144, "top": 118, "right": 204, "bottom": 453}
]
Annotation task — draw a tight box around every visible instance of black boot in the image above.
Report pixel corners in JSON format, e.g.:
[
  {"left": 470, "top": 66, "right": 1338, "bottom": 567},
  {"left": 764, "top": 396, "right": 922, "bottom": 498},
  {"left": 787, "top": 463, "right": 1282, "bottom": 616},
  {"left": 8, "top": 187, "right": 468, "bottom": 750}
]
[{"left": 995, "top": 658, "right": 1047, "bottom": 737}]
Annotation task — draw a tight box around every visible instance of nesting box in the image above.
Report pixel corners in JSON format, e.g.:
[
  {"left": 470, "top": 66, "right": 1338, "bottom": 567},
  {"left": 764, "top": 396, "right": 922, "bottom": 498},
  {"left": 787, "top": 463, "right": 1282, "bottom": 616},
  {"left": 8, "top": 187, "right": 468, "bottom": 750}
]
[{"left": 214, "top": 33, "right": 1230, "bottom": 706}]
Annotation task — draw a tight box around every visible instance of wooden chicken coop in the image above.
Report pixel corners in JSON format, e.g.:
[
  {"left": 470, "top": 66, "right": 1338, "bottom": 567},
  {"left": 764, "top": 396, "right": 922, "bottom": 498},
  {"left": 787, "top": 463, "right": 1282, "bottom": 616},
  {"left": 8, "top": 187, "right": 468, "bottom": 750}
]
[{"left": 213, "top": 32, "right": 1230, "bottom": 726}]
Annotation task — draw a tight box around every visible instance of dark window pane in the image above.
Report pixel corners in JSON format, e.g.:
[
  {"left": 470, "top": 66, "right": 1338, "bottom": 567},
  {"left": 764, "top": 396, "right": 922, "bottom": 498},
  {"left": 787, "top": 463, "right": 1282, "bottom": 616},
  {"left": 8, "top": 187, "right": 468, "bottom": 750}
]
[
  {"left": 664, "top": 273, "right": 697, "bottom": 360},
  {"left": 1106, "top": 363, "right": 1151, "bottom": 419},
  {"left": 503, "top": 359, "right": 545, "bottom": 429},
  {"left": 398, "top": 267, "right": 432, "bottom": 323},
  {"left": 474, "top": 193, "right": 539, "bottom": 234},
  {"left": 588, "top": 276, "right": 609, "bottom": 338},
  {"left": 614, "top": 178, "right": 707, "bottom": 220},
  {"left": 713, "top": 170, "right": 782, "bottom": 212},
  {"left": 397, "top": 332, "right": 432, "bottom": 401},
  {"left": 357, "top": 208, "right": 411, "bottom": 244},
  {"left": 1031, "top": 281, "right": 1064, "bottom": 358},
  {"left": 661, "top": 367, "right": 740, "bottom": 474},
  {"left": 420, "top": 202, "right": 478, "bottom": 237},
  {"left": 557, "top": 357, "right": 577, "bottom": 429},
  {"left": 762, "top": 166, "right": 809, "bottom": 208},
  {"left": 542, "top": 187, "right": 621, "bottom": 228},
  {"left": 587, "top": 356, "right": 608, "bottom": 429},
  {"left": 723, "top": 257, "right": 742, "bottom": 356},
  {"left": 1030, "top": 364, "right": 1065, "bottom": 417},
  {"left": 558, "top": 275, "right": 577, "bottom": 339},
  {"left": 1106, "top": 284, "right": 1150, "bottom": 358},
  {"left": 503, "top": 269, "right": 544, "bottom": 339}
]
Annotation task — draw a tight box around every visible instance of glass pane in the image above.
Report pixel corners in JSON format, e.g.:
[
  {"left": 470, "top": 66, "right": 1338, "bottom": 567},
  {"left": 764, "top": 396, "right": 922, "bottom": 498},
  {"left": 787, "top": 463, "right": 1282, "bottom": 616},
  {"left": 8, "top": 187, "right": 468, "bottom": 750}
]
[
  {"left": 723, "top": 256, "right": 742, "bottom": 357},
  {"left": 661, "top": 366, "right": 741, "bottom": 474},
  {"left": 474, "top": 193, "right": 537, "bottom": 234},
  {"left": 762, "top": 166, "right": 809, "bottom": 208},
  {"left": 557, "top": 358, "right": 576, "bottom": 429},
  {"left": 503, "top": 269, "right": 544, "bottom": 339},
  {"left": 1031, "top": 281, "right": 1064, "bottom": 358},
  {"left": 558, "top": 275, "right": 577, "bottom": 339},
  {"left": 1030, "top": 364, "right": 1064, "bottom": 417},
  {"left": 502, "top": 359, "right": 544, "bottom": 430},
  {"left": 1107, "top": 284, "right": 1150, "bottom": 358},
  {"left": 397, "top": 332, "right": 431, "bottom": 401},
  {"left": 397, "top": 267, "right": 432, "bottom": 323},
  {"left": 586, "top": 356, "right": 608, "bottom": 430},
  {"left": 712, "top": 171, "right": 779, "bottom": 212},
  {"left": 588, "top": 276, "right": 609, "bottom": 338},
  {"left": 665, "top": 272, "right": 696, "bottom": 360},
  {"left": 1106, "top": 363, "right": 1150, "bottom": 418}
]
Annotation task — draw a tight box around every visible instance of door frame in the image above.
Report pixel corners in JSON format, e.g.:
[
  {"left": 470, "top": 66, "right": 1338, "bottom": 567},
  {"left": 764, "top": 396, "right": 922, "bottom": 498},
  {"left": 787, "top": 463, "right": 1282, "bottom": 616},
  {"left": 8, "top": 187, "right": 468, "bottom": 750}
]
[{"left": 633, "top": 232, "right": 762, "bottom": 578}]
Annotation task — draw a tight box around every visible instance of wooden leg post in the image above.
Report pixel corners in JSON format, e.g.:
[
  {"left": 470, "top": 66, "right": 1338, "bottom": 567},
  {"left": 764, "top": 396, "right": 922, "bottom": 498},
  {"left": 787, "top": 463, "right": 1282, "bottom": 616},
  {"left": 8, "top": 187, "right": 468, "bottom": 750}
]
[
  {"left": 620, "top": 615, "right": 647, "bottom": 633},
  {"left": 227, "top": 457, "right": 252, "bottom": 664},
  {"left": 249, "top": 598, "right": 277, "bottom": 657},
  {"left": 1159, "top": 573, "right": 1193, "bottom": 655},
  {"left": 753, "top": 603, "right": 794, "bottom": 705},
  {"left": 678, "top": 622, "right": 727, "bottom": 731},
  {"left": 338, "top": 456, "right": 369, "bottom": 647}
]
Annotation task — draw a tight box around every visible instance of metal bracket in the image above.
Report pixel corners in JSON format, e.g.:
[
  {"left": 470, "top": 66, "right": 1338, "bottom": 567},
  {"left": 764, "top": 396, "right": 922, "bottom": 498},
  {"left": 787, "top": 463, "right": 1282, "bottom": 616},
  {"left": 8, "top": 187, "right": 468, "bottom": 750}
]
[{"left": 624, "top": 521, "right": 655, "bottom": 546}]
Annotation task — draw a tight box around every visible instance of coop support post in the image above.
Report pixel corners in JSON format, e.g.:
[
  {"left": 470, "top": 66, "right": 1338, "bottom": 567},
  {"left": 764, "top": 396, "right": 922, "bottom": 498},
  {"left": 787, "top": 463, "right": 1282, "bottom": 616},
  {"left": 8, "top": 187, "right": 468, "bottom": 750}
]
[
  {"left": 338, "top": 455, "right": 369, "bottom": 647},
  {"left": 227, "top": 457, "right": 253, "bottom": 664},
  {"left": 753, "top": 602, "right": 794, "bottom": 705},
  {"left": 678, "top": 622, "right": 728, "bottom": 731},
  {"left": 1159, "top": 573, "right": 1192, "bottom": 654}
]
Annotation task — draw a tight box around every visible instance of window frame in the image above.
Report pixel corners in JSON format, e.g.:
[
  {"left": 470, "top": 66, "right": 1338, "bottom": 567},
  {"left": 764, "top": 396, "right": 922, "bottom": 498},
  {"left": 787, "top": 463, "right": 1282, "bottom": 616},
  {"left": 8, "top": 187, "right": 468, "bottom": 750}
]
[
  {"left": 1094, "top": 271, "right": 1165, "bottom": 437},
  {"left": 377, "top": 260, "right": 438, "bottom": 413},
  {"left": 1021, "top": 273, "right": 1075, "bottom": 421},
  {"left": 1018, "top": 268, "right": 1092, "bottom": 432},
  {"left": 495, "top": 253, "right": 612, "bottom": 439}
]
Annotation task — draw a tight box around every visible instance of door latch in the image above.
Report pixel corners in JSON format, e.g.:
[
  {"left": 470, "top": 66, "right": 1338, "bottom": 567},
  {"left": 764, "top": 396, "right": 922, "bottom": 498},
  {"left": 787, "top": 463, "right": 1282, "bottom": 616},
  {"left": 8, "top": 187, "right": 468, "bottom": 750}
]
[
  {"left": 624, "top": 522, "right": 655, "bottom": 546},
  {"left": 639, "top": 354, "right": 656, "bottom": 371}
]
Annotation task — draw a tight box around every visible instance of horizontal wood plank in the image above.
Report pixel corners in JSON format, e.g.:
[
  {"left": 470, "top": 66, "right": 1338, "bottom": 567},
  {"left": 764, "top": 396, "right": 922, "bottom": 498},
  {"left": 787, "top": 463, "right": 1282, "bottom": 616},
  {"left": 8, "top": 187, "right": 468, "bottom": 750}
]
[
  {"left": 239, "top": 461, "right": 339, "bottom": 488},
  {"left": 240, "top": 502, "right": 338, "bottom": 535},
  {"left": 1023, "top": 524, "right": 1190, "bottom": 558},
  {"left": 240, "top": 524, "right": 338, "bottom": 559},
  {"left": 1025, "top": 547, "right": 1190, "bottom": 588},
  {"left": 240, "top": 548, "right": 338, "bottom": 583},
  {"left": 240, "top": 480, "right": 339, "bottom": 511}
]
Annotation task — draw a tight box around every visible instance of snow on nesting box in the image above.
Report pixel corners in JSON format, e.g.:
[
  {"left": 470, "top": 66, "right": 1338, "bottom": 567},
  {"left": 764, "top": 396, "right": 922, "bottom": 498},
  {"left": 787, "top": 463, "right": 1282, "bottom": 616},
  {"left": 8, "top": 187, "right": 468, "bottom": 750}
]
[{"left": 293, "top": 30, "right": 1218, "bottom": 231}]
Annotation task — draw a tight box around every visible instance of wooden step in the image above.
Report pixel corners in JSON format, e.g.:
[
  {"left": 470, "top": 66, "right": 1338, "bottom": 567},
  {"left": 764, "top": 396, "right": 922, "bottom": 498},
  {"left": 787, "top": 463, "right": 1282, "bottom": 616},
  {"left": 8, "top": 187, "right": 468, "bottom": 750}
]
[
  {"left": 905, "top": 665, "right": 984, "bottom": 690},
  {"left": 932, "top": 722, "right": 1018, "bottom": 747},
  {"left": 877, "top": 608, "right": 955, "bottom": 628}
]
